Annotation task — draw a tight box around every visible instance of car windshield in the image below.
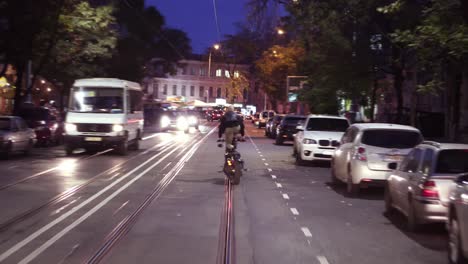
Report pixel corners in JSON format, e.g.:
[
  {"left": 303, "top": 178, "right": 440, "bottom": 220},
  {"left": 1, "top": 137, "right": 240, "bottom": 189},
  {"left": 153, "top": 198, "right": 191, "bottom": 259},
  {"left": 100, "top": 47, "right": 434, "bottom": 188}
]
[
  {"left": 361, "top": 129, "right": 422, "bottom": 149},
  {"left": 436, "top": 150, "right": 468, "bottom": 174},
  {"left": 283, "top": 117, "right": 306, "bottom": 125},
  {"left": 69, "top": 87, "right": 124, "bottom": 113},
  {"left": 0, "top": 119, "right": 11, "bottom": 131},
  {"left": 262, "top": 112, "right": 268, "bottom": 118},
  {"left": 306, "top": 118, "right": 349, "bottom": 132}
]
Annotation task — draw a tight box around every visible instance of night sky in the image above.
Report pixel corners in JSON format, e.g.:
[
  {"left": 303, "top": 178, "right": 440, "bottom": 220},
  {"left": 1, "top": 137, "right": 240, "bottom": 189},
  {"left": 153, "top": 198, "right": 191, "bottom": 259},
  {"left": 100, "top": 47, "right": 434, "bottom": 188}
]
[{"left": 147, "top": 0, "right": 248, "bottom": 54}]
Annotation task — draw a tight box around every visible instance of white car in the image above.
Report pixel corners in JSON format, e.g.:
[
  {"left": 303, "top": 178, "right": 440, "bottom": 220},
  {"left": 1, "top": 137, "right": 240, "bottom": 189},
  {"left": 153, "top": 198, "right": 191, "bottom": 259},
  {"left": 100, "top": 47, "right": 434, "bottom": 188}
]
[
  {"left": 293, "top": 115, "right": 349, "bottom": 165},
  {"left": 331, "top": 123, "right": 423, "bottom": 195},
  {"left": 0, "top": 116, "right": 36, "bottom": 158}
]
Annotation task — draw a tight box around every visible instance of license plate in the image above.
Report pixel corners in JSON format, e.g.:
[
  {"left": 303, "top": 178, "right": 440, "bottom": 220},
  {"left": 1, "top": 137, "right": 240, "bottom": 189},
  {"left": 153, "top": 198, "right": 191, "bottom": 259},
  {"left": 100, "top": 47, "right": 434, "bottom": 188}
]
[
  {"left": 85, "top": 137, "right": 102, "bottom": 142},
  {"left": 384, "top": 155, "right": 403, "bottom": 162},
  {"left": 323, "top": 150, "right": 333, "bottom": 156}
]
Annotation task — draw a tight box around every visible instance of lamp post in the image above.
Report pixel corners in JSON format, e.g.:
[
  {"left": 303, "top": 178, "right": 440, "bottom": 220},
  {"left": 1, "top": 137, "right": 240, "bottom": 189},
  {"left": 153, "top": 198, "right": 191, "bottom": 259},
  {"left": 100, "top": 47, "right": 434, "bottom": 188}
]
[{"left": 208, "top": 43, "right": 220, "bottom": 78}]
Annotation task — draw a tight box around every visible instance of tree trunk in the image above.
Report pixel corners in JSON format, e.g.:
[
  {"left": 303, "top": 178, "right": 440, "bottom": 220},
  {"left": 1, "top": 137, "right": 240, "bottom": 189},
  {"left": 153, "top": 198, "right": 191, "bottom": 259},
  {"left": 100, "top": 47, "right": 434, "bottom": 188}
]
[
  {"left": 391, "top": 47, "right": 405, "bottom": 124},
  {"left": 13, "top": 62, "right": 25, "bottom": 115},
  {"left": 370, "top": 78, "right": 377, "bottom": 122}
]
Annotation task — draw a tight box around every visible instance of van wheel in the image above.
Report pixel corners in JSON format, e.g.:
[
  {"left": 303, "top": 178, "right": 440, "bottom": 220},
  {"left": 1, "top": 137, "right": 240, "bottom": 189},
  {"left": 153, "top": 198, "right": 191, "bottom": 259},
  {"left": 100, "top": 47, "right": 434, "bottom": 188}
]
[
  {"left": 116, "top": 140, "right": 128, "bottom": 156},
  {"left": 407, "top": 198, "right": 421, "bottom": 232},
  {"left": 346, "top": 166, "right": 360, "bottom": 196},
  {"left": 130, "top": 138, "right": 140, "bottom": 150}
]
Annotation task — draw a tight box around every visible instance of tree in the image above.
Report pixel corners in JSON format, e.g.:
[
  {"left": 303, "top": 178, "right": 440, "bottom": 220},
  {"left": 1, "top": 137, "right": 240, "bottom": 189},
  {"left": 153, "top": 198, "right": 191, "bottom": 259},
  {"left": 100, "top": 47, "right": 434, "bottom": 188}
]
[{"left": 255, "top": 41, "right": 305, "bottom": 110}]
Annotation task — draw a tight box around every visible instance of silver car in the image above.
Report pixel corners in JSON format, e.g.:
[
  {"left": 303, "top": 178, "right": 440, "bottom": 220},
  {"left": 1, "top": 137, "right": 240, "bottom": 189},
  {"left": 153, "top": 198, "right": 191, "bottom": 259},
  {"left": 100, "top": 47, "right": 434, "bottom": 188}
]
[
  {"left": 331, "top": 123, "right": 423, "bottom": 195},
  {"left": 385, "top": 142, "right": 468, "bottom": 231},
  {"left": 448, "top": 173, "right": 468, "bottom": 264},
  {"left": 0, "top": 116, "right": 36, "bottom": 158}
]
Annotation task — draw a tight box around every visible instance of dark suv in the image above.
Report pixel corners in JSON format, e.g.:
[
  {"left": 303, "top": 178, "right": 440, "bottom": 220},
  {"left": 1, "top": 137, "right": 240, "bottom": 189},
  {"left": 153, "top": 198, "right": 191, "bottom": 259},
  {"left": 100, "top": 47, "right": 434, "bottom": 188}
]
[{"left": 275, "top": 115, "right": 306, "bottom": 145}]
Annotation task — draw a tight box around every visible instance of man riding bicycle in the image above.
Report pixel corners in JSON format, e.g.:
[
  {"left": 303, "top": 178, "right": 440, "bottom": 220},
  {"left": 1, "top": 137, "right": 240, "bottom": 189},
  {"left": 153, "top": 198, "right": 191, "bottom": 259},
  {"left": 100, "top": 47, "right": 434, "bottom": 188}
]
[{"left": 218, "top": 106, "right": 244, "bottom": 149}]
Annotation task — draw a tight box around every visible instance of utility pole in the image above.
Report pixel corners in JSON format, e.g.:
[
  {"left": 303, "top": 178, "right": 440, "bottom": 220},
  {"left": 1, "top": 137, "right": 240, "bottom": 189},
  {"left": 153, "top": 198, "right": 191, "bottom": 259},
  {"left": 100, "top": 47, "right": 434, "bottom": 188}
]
[{"left": 25, "top": 60, "right": 32, "bottom": 103}]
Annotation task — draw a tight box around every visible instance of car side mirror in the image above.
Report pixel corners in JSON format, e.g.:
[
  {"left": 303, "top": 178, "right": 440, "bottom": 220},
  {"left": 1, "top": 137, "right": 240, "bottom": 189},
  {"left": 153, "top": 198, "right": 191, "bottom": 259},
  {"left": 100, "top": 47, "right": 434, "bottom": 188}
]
[
  {"left": 455, "top": 174, "right": 468, "bottom": 184},
  {"left": 296, "top": 125, "right": 304, "bottom": 131},
  {"left": 388, "top": 162, "right": 398, "bottom": 170}
]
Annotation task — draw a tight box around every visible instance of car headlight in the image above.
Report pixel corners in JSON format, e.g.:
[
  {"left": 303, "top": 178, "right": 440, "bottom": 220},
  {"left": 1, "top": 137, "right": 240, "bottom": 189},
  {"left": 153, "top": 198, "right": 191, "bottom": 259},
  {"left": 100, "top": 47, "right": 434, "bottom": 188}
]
[
  {"left": 65, "top": 123, "right": 77, "bottom": 133},
  {"left": 177, "top": 117, "right": 188, "bottom": 130},
  {"left": 112, "top": 124, "right": 124, "bottom": 132},
  {"left": 161, "top": 116, "right": 170, "bottom": 128},
  {"left": 188, "top": 116, "right": 197, "bottom": 125},
  {"left": 302, "top": 138, "right": 317, "bottom": 144}
]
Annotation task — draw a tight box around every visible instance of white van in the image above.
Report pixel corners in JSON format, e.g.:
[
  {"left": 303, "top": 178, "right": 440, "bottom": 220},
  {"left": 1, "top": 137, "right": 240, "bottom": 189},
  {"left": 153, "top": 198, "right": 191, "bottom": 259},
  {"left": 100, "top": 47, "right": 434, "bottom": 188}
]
[
  {"left": 256, "top": 110, "right": 276, "bottom": 128},
  {"left": 64, "top": 78, "right": 144, "bottom": 155}
]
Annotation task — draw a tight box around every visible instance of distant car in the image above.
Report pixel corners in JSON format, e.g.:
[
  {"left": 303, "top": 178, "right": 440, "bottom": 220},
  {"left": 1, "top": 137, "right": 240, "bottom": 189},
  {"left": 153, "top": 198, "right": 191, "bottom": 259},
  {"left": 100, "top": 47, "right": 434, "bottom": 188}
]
[
  {"left": 207, "top": 110, "right": 223, "bottom": 122},
  {"left": 18, "top": 107, "right": 63, "bottom": 146},
  {"left": 252, "top": 113, "right": 260, "bottom": 125},
  {"left": 265, "top": 115, "right": 284, "bottom": 138},
  {"left": 385, "top": 141, "right": 468, "bottom": 231},
  {"left": 448, "top": 173, "right": 468, "bottom": 264},
  {"left": 275, "top": 115, "right": 306, "bottom": 145},
  {"left": 257, "top": 110, "right": 275, "bottom": 128},
  {"left": 160, "top": 110, "right": 192, "bottom": 133},
  {"left": 294, "top": 115, "right": 349, "bottom": 165},
  {"left": 0, "top": 116, "right": 36, "bottom": 158},
  {"left": 331, "top": 123, "right": 423, "bottom": 196}
]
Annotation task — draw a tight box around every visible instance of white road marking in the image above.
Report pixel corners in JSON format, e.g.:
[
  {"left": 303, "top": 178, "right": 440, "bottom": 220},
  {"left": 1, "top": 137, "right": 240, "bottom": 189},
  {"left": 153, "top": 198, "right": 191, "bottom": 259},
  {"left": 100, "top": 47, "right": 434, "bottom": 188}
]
[
  {"left": 267, "top": 168, "right": 272, "bottom": 172},
  {"left": 317, "top": 256, "right": 330, "bottom": 264},
  {"left": 290, "top": 208, "right": 299, "bottom": 215},
  {"left": 276, "top": 182, "right": 282, "bottom": 188},
  {"left": 348, "top": 203, "right": 353, "bottom": 206},
  {"left": 262, "top": 158, "right": 266, "bottom": 161},
  {"left": 260, "top": 154, "right": 264, "bottom": 157},
  {"left": 264, "top": 163, "right": 269, "bottom": 166},
  {"left": 142, "top": 133, "right": 160, "bottom": 140},
  {"left": 282, "top": 193, "right": 290, "bottom": 200},
  {"left": 271, "top": 175, "right": 277, "bottom": 179},
  {"left": 301, "top": 227, "right": 313, "bottom": 237}
]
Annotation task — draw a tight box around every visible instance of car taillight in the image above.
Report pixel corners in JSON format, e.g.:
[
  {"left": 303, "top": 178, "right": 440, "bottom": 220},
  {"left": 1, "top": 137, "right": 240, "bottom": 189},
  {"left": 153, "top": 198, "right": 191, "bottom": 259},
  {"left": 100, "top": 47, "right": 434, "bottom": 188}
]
[
  {"left": 420, "top": 180, "right": 439, "bottom": 199},
  {"left": 355, "top": 147, "right": 367, "bottom": 161}
]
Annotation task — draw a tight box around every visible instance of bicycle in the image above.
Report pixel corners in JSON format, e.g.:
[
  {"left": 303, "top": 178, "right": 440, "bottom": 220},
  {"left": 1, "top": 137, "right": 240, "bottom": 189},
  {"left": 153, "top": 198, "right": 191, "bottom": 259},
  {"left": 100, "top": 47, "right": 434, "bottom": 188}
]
[{"left": 217, "top": 138, "right": 244, "bottom": 185}]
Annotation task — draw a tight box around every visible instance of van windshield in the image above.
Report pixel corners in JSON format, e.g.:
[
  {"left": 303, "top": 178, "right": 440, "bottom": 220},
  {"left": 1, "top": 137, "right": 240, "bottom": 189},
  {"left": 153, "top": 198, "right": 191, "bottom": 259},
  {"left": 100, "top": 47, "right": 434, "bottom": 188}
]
[{"left": 70, "top": 87, "right": 124, "bottom": 113}]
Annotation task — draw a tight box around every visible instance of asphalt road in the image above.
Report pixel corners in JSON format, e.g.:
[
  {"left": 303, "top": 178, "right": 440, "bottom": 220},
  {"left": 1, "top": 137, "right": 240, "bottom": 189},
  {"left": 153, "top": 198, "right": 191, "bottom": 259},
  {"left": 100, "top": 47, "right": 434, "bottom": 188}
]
[{"left": 0, "top": 121, "right": 447, "bottom": 264}]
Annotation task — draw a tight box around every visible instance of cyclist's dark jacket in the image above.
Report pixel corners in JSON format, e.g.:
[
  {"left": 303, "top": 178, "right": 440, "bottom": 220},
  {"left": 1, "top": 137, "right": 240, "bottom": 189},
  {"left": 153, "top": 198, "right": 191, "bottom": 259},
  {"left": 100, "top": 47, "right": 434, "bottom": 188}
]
[{"left": 218, "top": 111, "right": 243, "bottom": 138}]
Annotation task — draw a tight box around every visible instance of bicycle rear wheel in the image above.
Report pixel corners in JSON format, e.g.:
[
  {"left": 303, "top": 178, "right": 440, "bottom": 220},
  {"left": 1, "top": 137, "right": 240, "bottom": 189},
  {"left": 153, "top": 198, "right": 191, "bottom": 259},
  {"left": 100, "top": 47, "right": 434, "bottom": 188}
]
[{"left": 231, "top": 160, "right": 241, "bottom": 185}]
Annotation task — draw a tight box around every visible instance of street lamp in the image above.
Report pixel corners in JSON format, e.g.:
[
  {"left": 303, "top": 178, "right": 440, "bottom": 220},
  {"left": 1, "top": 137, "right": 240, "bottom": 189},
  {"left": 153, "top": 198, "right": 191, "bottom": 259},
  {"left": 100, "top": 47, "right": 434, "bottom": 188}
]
[
  {"left": 47, "top": 87, "right": 52, "bottom": 92},
  {"left": 208, "top": 43, "right": 220, "bottom": 78},
  {"left": 277, "top": 28, "right": 285, "bottom": 35}
]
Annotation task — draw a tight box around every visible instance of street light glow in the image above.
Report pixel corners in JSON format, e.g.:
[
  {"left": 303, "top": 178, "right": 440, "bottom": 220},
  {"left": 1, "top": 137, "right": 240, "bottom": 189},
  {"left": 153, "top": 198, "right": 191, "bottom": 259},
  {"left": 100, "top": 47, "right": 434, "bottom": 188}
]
[
  {"left": 47, "top": 87, "right": 52, "bottom": 92},
  {"left": 213, "top": 44, "right": 220, "bottom": 50},
  {"left": 41, "top": 80, "right": 46, "bottom": 84},
  {"left": 277, "top": 29, "right": 285, "bottom": 35}
]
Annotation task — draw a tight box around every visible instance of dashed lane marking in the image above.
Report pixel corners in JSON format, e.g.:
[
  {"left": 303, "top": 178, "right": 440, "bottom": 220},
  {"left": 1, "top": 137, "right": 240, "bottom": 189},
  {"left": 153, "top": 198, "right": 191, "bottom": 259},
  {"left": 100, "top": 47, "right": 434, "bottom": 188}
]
[
  {"left": 262, "top": 158, "right": 266, "bottom": 161},
  {"left": 275, "top": 182, "right": 282, "bottom": 188},
  {"left": 282, "top": 193, "right": 290, "bottom": 200},
  {"left": 317, "top": 256, "right": 330, "bottom": 264},
  {"left": 301, "top": 227, "right": 313, "bottom": 237},
  {"left": 271, "top": 175, "right": 277, "bottom": 179},
  {"left": 290, "top": 208, "right": 299, "bottom": 215},
  {"left": 267, "top": 168, "right": 272, "bottom": 172},
  {"left": 264, "top": 163, "right": 269, "bottom": 166}
]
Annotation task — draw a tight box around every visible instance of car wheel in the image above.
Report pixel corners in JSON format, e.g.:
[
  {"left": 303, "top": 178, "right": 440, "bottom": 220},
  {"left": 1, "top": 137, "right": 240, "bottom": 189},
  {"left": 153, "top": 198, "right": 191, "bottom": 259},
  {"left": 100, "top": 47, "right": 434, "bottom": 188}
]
[
  {"left": 449, "top": 214, "right": 467, "bottom": 264},
  {"left": 275, "top": 136, "right": 284, "bottom": 145},
  {"left": 115, "top": 140, "right": 128, "bottom": 156},
  {"left": 130, "top": 138, "right": 140, "bottom": 151},
  {"left": 295, "top": 151, "right": 306, "bottom": 166},
  {"left": 1, "top": 141, "right": 12, "bottom": 159},
  {"left": 346, "top": 166, "right": 360, "bottom": 196},
  {"left": 65, "top": 144, "right": 74, "bottom": 156},
  {"left": 384, "top": 183, "right": 395, "bottom": 214},
  {"left": 264, "top": 129, "right": 269, "bottom": 137},
  {"left": 24, "top": 139, "right": 34, "bottom": 155},
  {"left": 407, "top": 198, "right": 421, "bottom": 232}
]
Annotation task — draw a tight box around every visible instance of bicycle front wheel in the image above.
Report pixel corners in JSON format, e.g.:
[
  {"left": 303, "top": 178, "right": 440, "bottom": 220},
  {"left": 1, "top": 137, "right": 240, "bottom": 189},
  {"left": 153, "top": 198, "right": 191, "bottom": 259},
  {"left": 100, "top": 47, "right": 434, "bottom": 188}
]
[{"left": 231, "top": 160, "right": 242, "bottom": 185}]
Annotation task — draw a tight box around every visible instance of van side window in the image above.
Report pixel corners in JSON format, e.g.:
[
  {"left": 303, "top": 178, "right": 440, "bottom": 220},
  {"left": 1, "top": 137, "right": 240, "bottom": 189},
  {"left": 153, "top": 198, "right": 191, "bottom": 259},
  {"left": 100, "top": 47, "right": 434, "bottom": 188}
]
[{"left": 129, "top": 90, "right": 143, "bottom": 113}]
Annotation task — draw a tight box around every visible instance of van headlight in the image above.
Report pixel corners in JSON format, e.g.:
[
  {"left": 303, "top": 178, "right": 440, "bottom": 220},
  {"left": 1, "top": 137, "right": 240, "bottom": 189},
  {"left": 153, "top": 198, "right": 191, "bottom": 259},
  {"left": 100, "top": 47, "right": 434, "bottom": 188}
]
[
  {"left": 176, "top": 117, "right": 188, "bottom": 130},
  {"left": 161, "top": 116, "right": 170, "bottom": 128},
  {"left": 303, "top": 138, "right": 317, "bottom": 144},
  {"left": 65, "top": 123, "right": 77, "bottom": 132},
  {"left": 112, "top": 124, "right": 124, "bottom": 132}
]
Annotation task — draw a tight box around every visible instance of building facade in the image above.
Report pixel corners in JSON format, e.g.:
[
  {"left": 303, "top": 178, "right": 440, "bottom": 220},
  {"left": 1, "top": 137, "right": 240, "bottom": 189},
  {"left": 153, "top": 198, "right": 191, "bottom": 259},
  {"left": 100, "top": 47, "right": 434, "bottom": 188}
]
[{"left": 145, "top": 58, "right": 250, "bottom": 105}]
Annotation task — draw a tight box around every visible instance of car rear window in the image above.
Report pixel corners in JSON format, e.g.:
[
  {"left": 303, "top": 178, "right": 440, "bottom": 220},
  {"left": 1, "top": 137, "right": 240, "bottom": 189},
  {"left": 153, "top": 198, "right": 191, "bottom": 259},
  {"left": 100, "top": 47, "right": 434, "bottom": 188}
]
[
  {"left": 283, "top": 117, "right": 306, "bottom": 125},
  {"left": 306, "top": 118, "right": 349, "bottom": 132},
  {"left": 436, "top": 149, "right": 468, "bottom": 174},
  {"left": 361, "top": 129, "right": 422, "bottom": 149}
]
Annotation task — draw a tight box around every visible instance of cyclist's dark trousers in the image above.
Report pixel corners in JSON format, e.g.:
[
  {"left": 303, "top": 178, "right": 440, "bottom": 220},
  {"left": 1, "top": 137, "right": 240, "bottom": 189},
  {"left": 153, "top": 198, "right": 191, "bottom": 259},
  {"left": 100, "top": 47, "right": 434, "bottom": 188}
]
[{"left": 225, "top": 126, "right": 240, "bottom": 149}]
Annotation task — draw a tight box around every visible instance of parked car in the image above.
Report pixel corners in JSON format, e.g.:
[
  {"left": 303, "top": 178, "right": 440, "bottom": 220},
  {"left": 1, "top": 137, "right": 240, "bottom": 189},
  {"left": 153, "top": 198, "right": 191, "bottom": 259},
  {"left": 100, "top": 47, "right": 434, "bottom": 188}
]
[
  {"left": 275, "top": 115, "right": 306, "bottom": 145},
  {"left": 18, "top": 106, "right": 64, "bottom": 146},
  {"left": 265, "top": 115, "right": 284, "bottom": 138},
  {"left": 207, "top": 110, "right": 223, "bottom": 122},
  {"left": 448, "top": 173, "right": 468, "bottom": 264},
  {"left": 252, "top": 113, "right": 260, "bottom": 125},
  {"left": 294, "top": 115, "right": 349, "bottom": 165},
  {"left": 385, "top": 141, "right": 468, "bottom": 231},
  {"left": 0, "top": 116, "right": 36, "bottom": 158},
  {"left": 257, "top": 110, "right": 276, "bottom": 128},
  {"left": 331, "top": 123, "right": 423, "bottom": 196}
]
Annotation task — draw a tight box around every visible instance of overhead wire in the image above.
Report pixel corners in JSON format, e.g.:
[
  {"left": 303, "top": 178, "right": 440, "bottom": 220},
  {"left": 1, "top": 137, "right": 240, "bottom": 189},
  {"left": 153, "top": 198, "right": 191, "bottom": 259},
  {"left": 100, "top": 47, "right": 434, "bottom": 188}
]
[{"left": 212, "top": 0, "right": 222, "bottom": 43}]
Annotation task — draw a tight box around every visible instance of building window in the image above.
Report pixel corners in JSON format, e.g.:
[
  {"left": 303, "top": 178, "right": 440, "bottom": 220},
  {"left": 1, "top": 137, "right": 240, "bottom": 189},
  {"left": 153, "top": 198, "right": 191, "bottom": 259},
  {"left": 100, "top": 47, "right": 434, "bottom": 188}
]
[
  {"left": 181, "top": 67, "right": 187, "bottom": 75},
  {"left": 181, "top": 85, "right": 186, "bottom": 96},
  {"left": 217, "top": 87, "right": 222, "bottom": 98},
  {"left": 190, "top": 86, "right": 195, "bottom": 96},
  {"left": 172, "top": 85, "right": 177, "bottom": 95},
  {"left": 225, "top": 70, "right": 230, "bottom": 78},
  {"left": 216, "top": 69, "right": 222, "bottom": 77},
  {"left": 199, "top": 67, "right": 206, "bottom": 76},
  {"left": 234, "top": 71, "right": 240, "bottom": 78},
  {"left": 152, "top": 83, "right": 158, "bottom": 98},
  {"left": 190, "top": 67, "right": 196, "bottom": 75},
  {"left": 199, "top": 86, "right": 205, "bottom": 98},
  {"left": 209, "top": 87, "right": 213, "bottom": 98},
  {"left": 163, "top": 84, "right": 167, "bottom": 95}
]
